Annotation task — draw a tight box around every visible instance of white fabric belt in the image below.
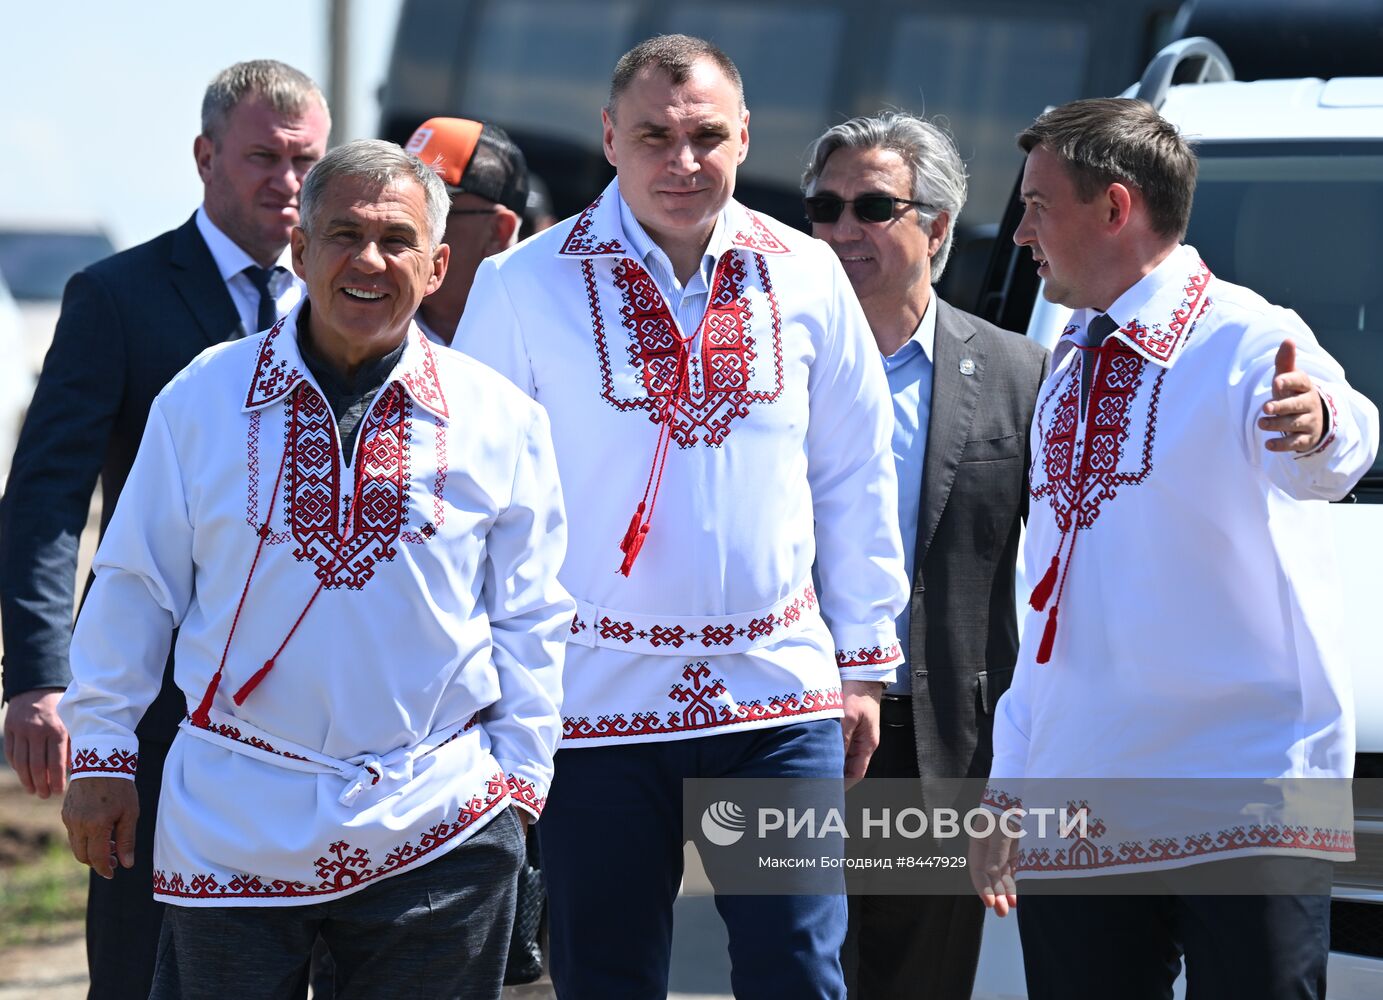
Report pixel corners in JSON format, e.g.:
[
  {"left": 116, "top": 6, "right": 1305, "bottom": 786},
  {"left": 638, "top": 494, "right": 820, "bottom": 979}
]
[
  {"left": 567, "top": 580, "right": 821, "bottom": 656},
  {"left": 180, "top": 707, "right": 479, "bottom": 806}
]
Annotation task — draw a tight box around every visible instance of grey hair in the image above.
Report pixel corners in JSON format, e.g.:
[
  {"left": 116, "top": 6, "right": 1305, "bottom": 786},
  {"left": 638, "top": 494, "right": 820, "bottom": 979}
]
[
  {"left": 802, "top": 111, "right": 968, "bottom": 282},
  {"left": 300, "top": 140, "right": 450, "bottom": 247},
  {"left": 201, "top": 60, "right": 329, "bottom": 141}
]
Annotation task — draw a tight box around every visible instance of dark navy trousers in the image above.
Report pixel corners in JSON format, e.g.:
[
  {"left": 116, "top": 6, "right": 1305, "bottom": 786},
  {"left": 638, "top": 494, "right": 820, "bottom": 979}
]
[{"left": 538, "top": 718, "right": 848, "bottom": 1000}]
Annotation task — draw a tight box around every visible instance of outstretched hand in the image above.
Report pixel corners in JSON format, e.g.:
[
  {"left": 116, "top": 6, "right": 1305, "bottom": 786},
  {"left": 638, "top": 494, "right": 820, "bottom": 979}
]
[{"left": 1259, "top": 340, "right": 1326, "bottom": 453}]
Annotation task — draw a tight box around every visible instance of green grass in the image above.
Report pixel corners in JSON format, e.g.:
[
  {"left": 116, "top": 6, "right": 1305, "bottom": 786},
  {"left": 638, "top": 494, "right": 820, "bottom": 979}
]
[{"left": 0, "top": 840, "right": 87, "bottom": 947}]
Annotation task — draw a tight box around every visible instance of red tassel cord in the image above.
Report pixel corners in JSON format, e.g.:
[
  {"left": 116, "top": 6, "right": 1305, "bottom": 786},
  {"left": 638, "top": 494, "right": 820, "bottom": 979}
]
[
  {"left": 192, "top": 391, "right": 365, "bottom": 721},
  {"left": 1029, "top": 555, "right": 1060, "bottom": 612},
  {"left": 1036, "top": 605, "right": 1059, "bottom": 665}
]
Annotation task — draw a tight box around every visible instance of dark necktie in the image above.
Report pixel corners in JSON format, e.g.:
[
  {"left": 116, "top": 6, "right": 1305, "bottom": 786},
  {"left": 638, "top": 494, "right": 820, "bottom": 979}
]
[
  {"left": 242, "top": 265, "right": 280, "bottom": 333},
  {"left": 1080, "top": 313, "right": 1119, "bottom": 415}
]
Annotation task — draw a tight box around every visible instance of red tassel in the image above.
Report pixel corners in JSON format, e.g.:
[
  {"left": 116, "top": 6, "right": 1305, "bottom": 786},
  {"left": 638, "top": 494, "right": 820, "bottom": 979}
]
[
  {"left": 190, "top": 671, "right": 222, "bottom": 729},
  {"left": 1036, "top": 607, "right": 1059, "bottom": 664},
  {"left": 619, "top": 524, "right": 649, "bottom": 577},
  {"left": 620, "top": 503, "right": 646, "bottom": 554},
  {"left": 233, "top": 658, "right": 276, "bottom": 705},
  {"left": 1029, "top": 556, "right": 1059, "bottom": 611}
]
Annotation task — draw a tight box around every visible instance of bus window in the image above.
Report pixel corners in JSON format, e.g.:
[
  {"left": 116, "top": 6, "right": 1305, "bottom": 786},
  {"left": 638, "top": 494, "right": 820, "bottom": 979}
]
[
  {"left": 661, "top": 5, "right": 845, "bottom": 187},
  {"left": 458, "top": 0, "right": 639, "bottom": 147},
  {"left": 877, "top": 13, "right": 1089, "bottom": 225}
]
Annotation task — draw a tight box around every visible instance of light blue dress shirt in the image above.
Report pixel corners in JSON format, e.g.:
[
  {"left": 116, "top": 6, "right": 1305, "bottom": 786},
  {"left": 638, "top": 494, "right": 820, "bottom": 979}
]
[
  {"left": 881, "top": 296, "right": 937, "bottom": 695},
  {"left": 618, "top": 198, "right": 723, "bottom": 335}
]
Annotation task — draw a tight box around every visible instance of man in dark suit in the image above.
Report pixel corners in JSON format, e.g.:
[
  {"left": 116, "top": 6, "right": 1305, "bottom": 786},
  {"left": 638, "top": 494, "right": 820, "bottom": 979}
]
[
  {"left": 0, "top": 59, "right": 329, "bottom": 999},
  {"left": 803, "top": 111, "right": 1049, "bottom": 1000}
]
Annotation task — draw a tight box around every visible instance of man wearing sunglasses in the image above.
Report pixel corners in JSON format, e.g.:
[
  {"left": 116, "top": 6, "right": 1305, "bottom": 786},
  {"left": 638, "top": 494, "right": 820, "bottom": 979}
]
[
  {"left": 456, "top": 34, "right": 909, "bottom": 999},
  {"left": 802, "top": 112, "right": 1049, "bottom": 1000}
]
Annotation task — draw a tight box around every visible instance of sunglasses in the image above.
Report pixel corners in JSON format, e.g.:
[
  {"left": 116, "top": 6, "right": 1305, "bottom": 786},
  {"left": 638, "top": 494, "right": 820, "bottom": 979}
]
[{"left": 803, "top": 194, "right": 936, "bottom": 225}]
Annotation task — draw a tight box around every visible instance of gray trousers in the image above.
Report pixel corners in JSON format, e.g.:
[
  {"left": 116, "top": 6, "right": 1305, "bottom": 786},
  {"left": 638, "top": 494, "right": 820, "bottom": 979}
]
[{"left": 149, "top": 807, "right": 525, "bottom": 1000}]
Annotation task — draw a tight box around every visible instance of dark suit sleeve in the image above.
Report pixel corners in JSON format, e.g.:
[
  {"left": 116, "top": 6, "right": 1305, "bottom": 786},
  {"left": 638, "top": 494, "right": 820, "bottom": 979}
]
[
  {"left": 1021, "top": 348, "right": 1052, "bottom": 524},
  {"left": 0, "top": 268, "right": 128, "bottom": 700}
]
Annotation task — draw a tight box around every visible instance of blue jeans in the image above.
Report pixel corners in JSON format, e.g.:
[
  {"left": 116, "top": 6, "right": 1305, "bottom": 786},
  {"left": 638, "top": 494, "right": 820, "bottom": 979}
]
[{"left": 538, "top": 719, "right": 848, "bottom": 1000}]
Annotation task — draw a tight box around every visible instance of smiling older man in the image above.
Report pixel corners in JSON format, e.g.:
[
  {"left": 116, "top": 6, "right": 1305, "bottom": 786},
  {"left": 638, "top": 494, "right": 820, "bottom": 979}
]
[{"left": 57, "top": 140, "right": 572, "bottom": 1000}]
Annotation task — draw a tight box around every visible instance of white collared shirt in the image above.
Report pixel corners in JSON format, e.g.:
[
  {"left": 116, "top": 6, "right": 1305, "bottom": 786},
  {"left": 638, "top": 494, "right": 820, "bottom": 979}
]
[
  {"left": 456, "top": 179, "right": 908, "bottom": 747},
  {"left": 987, "top": 244, "right": 1379, "bottom": 876},
  {"left": 195, "top": 206, "right": 302, "bottom": 336},
  {"left": 60, "top": 308, "right": 573, "bottom": 906}
]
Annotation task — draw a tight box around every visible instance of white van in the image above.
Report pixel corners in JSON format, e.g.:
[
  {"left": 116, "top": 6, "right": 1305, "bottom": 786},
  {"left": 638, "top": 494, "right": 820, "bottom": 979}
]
[{"left": 974, "top": 35, "right": 1383, "bottom": 999}]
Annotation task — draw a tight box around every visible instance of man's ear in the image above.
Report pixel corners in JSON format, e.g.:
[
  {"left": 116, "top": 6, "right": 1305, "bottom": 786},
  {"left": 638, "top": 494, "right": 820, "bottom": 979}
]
[
  {"left": 601, "top": 106, "right": 618, "bottom": 167},
  {"left": 194, "top": 134, "right": 214, "bottom": 184},
  {"left": 490, "top": 207, "right": 521, "bottom": 252},
  {"left": 1107, "top": 183, "right": 1134, "bottom": 233},
  {"left": 927, "top": 211, "right": 950, "bottom": 259},
  {"left": 290, "top": 226, "right": 308, "bottom": 280},
  {"left": 427, "top": 242, "right": 451, "bottom": 295}
]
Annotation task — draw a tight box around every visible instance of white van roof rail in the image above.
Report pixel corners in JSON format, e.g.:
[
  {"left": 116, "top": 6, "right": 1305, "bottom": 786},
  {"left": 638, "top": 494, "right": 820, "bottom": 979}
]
[{"left": 1132, "top": 37, "right": 1235, "bottom": 108}]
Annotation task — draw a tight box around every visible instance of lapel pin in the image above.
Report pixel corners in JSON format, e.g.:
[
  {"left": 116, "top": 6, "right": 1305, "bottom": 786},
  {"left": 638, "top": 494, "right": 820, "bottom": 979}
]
[{"left": 959, "top": 358, "right": 976, "bottom": 376}]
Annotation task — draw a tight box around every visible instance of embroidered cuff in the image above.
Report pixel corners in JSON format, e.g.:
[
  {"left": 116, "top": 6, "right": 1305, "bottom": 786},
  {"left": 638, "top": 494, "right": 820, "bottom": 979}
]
[
  {"left": 1295, "top": 389, "right": 1338, "bottom": 460},
  {"left": 505, "top": 773, "right": 548, "bottom": 820},
  {"left": 70, "top": 740, "right": 139, "bottom": 780}
]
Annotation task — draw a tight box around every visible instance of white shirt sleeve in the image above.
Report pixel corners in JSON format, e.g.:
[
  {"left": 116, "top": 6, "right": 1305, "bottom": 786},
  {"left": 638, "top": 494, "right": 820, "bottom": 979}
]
[
  {"left": 1235, "top": 312, "right": 1380, "bottom": 500},
  {"left": 806, "top": 249, "right": 909, "bottom": 684},
  {"left": 452, "top": 259, "right": 537, "bottom": 397},
  {"left": 58, "top": 399, "right": 195, "bottom": 780},
  {"left": 476, "top": 402, "right": 574, "bottom": 819}
]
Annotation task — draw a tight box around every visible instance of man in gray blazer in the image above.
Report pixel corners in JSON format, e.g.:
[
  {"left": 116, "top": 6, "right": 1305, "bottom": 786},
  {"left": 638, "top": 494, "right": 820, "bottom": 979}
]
[
  {"left": 0, "top": 60, "right": 329, "bottom": 999},
  {"left": 803, "top": 112, "right": 1049, "bottom": 1000}
]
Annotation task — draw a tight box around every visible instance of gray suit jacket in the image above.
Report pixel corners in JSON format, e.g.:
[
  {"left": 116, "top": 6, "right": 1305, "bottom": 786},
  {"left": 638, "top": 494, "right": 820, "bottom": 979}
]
[
  {"left": 903, "top": 297, "right": 1048, "bottom": 809},
  {"left": 0, "top": 214, "right": 242, "bottom": 737}
]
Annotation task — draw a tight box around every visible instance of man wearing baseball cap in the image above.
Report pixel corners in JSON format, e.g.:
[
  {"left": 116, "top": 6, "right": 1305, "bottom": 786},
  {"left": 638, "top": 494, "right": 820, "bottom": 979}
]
[{"left": 405, "top": 117, "right": 530, "bottom": 345}]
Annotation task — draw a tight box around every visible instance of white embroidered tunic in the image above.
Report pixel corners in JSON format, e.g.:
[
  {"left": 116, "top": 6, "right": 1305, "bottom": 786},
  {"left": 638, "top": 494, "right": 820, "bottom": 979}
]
[
  {"left": 988, "top": 245, "right": 1379, "bottom": 875},
  {"left": 454, "top": 182, "right": 908, "bottom": 746},
  {"left": 60, "top": 310, "right": 574, "bottom": 906}
]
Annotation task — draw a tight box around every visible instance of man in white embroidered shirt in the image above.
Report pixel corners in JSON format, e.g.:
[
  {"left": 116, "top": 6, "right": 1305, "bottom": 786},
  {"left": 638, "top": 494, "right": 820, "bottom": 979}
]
[
  {"left": 454, "top": 34, "right": 908, "bottom": 999},
  {"left": 58, "top": 140, "right": 572, "bottom": 1000},
  {"left": 967, "top": 99, "right": 1379, "bottom": 999}
]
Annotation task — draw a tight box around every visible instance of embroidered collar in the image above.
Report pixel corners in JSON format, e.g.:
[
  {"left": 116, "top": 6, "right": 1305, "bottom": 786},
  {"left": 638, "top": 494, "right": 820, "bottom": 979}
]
[
  {"left": 1053, "top": 244, "right": 1212, "bottom": 372},
  {"left": 242, "top": 301, "right": 449, "bottom": 420},
  {"left": 555, "top": 178, "right": 794, "bottom": 260}
]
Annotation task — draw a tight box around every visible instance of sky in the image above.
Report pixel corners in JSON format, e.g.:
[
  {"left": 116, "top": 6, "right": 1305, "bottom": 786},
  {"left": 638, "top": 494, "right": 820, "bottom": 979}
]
[{"left": 1, "top": 0, "right": 404, "bottom": 249}]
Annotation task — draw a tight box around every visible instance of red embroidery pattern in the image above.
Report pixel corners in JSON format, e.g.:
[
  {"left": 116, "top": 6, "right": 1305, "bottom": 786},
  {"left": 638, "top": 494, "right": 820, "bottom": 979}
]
[
  {"left": 284, "top": 386, "right": 409, "bottom": 589},
  {"left": 153, "top": 774, "right": 510, "bottom": 900},
  {"left": 201, "top": 719, "right": 310, "bottom": 762},
  {"left": 1032, "top": 346, "right": 1163, "bottom": 532},
  {"left": 589, "top": 254, "right": 783, "bottom": 448},
  {"left": 1016, "top": 821, "right": 1354, "bottom": 873},
  {"left": 563, "top": 662, "right": 843, "bottom": 740},
  {"left": 1119, "top": 263, "right": 1211, "bottom": 362},
  {"left": 730, "top": 211, "right": 793, "bottom": 255},
  {"left": 586, "top": 586, "right": 819, "bottom": 651},
  {"left": 981, "top": 786, "right": 1023, "bottom": 812},
  {"left": 398, "top": 335, "right": 449, "bottom": 419},
  {"left": 71, "top": 747, "right": 139, "bottom": 776},
  {"left": 558, "top": 195, "right": 625, "bottom": 256},
  {"left": 244, "top": 320, "right": 302, "bottom": 407},
  {"left": 1299, "top": 390, "right": 1338, "bottom": 459},
  {"left": 245, "top": 411, "right": 290, "bottom": 543},
  {"left": 401, "top": 423, "right": 446, "bottom": 543},
  {"left": 835, "top": 643, "right": 903, "bottom": 669},
  {"left": 506, "top": 775, "right": 546, "bottom": 815}
]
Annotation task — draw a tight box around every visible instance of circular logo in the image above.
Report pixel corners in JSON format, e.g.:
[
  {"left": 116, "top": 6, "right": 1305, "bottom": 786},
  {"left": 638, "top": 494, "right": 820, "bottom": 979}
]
[{"left": 700, "top": 800, "right": 747, "bottom": 847}]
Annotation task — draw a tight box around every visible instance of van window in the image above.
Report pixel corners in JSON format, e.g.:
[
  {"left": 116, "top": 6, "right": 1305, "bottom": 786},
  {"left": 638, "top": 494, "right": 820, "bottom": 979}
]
[
  {"left": 877, "top": 14, "right": 1089, "bottom": 226},
  {"left": 1187, "top": 142, "right": 1383, "bottom": 480},
  {"left": 661, "top": 6, "right": 844, "bottom": 186},
  {"left": 458, "top": 0, "right": 640, "bottom": 147}
]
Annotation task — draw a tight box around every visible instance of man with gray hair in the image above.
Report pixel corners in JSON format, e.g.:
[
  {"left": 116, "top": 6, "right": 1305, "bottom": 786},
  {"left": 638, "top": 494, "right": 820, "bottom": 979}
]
[
  {"left": 802, "top": 111, "right": 1048, "bottom": 999},
  {"left": 0, "top": 59, "right": 329, "bottom": 998},
  {"left": 55, "top": 138, "right": 572, "bottom": 998}
]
